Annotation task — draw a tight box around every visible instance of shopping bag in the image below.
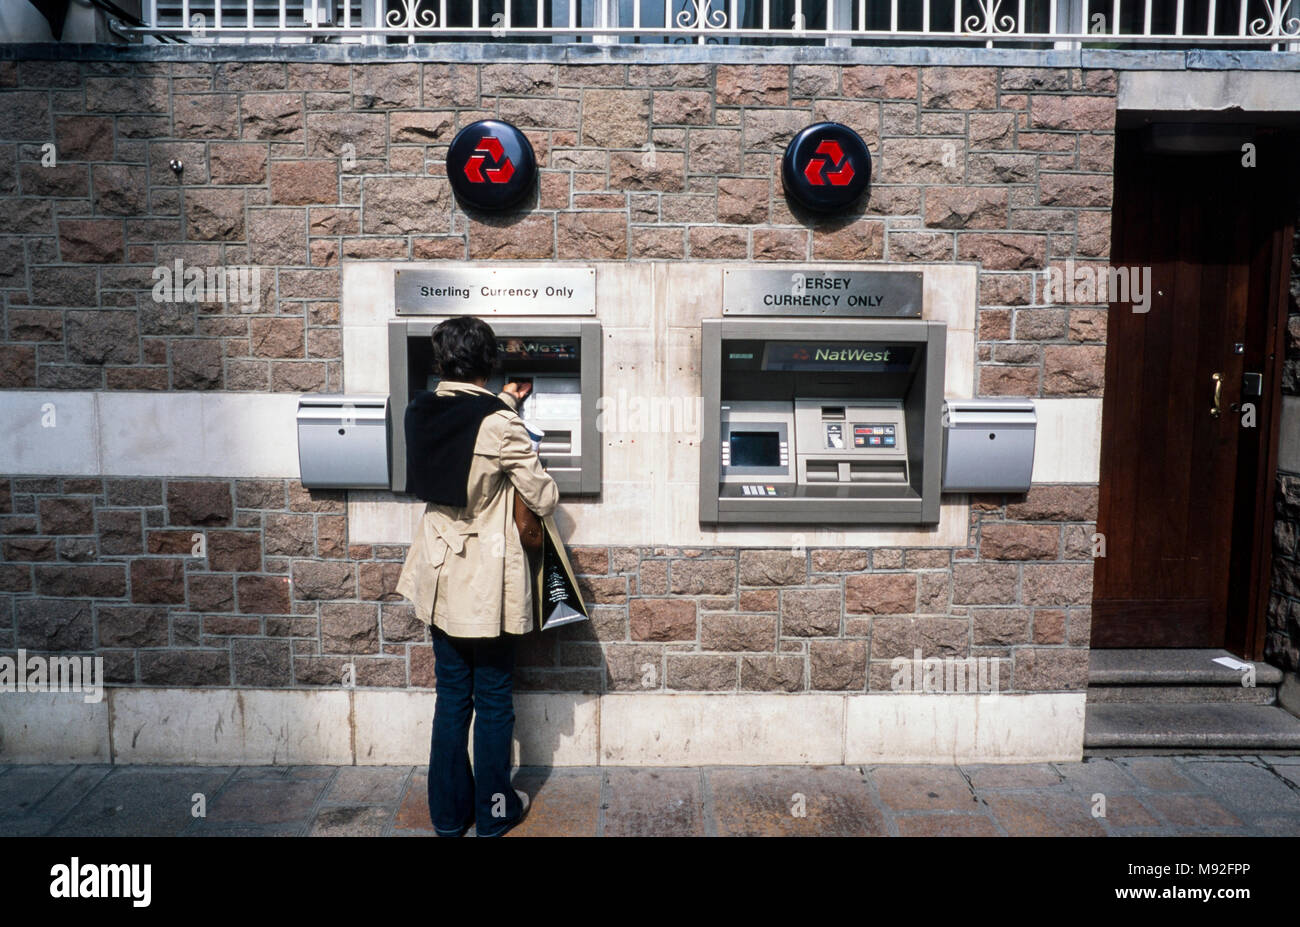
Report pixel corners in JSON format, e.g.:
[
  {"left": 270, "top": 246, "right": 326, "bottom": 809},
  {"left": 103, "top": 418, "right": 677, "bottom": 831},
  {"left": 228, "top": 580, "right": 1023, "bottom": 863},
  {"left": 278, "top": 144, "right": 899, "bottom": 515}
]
[
  {"left": 534, "top": 514, "right": 589, "bottom": 631},
  {"left": 513, "top": 490, "right": 543, "bottom": 559}
]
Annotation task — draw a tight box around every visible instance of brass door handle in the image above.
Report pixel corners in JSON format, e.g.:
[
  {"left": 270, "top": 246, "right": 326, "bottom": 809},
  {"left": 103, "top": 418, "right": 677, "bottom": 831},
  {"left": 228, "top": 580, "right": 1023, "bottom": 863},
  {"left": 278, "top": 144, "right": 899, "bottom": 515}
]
[{"left": 1211, "top": 372, "right": 1223, "bottom": 418}]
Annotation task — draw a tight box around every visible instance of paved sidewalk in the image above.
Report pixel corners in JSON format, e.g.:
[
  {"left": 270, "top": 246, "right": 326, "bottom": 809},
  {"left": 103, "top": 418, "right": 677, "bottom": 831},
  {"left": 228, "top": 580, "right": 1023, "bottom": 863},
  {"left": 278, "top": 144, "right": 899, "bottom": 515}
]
[{"left": 3, "top": 756, "right": 1300, "bottom": 837}]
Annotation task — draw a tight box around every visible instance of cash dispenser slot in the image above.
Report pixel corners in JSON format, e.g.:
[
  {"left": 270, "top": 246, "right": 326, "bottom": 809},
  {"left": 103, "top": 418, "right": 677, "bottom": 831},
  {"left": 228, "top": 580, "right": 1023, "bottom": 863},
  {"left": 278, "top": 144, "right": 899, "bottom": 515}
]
[
  {"left": 700, "top": 318, "right": 946, "bottom": 525},
  {"left": 388, "top": 318, "right": 602, "bottom": 496},
  {"left": 850, "top": 463, "right": 908, "bottom": 483},
  {"left": 538, "top": 431, "right": 573, "bottom": 456},
  {"left": 804, "top": 461, "right": 841, "bottom": 481}
]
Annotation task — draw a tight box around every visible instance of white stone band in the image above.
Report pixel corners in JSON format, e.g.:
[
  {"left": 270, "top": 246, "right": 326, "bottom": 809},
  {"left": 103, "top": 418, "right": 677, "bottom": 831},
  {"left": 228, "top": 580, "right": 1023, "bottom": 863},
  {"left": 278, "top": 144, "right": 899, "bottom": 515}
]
[{"left": 3, "top": 688, "right": 1087, "bottom": 766}]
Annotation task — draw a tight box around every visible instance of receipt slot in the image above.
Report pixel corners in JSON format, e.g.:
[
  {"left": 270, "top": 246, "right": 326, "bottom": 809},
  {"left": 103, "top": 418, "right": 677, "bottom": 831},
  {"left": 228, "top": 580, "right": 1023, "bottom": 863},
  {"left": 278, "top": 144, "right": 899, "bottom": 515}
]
[
  {"left": 700, "top": 319, "right": 946, "bottom": 525},
  {"left": 388, "top": 318, "right": 601, "bottom": 496}
]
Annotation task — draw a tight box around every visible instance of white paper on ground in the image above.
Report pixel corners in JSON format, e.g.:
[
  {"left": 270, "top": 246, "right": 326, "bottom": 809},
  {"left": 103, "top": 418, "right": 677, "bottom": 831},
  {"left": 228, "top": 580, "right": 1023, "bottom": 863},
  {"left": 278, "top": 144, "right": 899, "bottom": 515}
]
[{"left": 1212, "top": 656, "right": 1251, "bottom": 671}]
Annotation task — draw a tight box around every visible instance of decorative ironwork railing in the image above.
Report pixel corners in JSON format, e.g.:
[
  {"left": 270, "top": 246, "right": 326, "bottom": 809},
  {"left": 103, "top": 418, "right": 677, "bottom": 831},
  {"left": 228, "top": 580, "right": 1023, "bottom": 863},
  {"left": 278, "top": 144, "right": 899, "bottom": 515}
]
[{"left": 125, "top": 0, "right": 1300, "bottom": 48}]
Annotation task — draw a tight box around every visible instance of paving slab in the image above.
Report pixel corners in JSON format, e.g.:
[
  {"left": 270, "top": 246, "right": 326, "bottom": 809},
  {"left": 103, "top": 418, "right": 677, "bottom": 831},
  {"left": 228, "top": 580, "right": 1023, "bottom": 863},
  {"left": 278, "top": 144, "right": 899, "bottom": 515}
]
[
  {"left": 506, "top": 769, "right": 602, "bottom": 837},
  {"left": 207, "top": 778, "right": 328, "bottom": 825},
  {"left": 1143, "top": 792, "right": 1242, "bottom": 828},
  {"left": 1272, "top": 764, "right": 1300, "bottom": 788},
  {"left": 870, "top": 765, "right": 979, "bottom": 811},
  {"left": 894, "top": 812, "right": 1000, "bottom": 836},
  {"left": 981, "top": 791, "right": 1107, "bottom": 837},
  {"left": 27, "top": 765, "right": 115, "bottom": 821},
  {"left": 1093, "top": 794, "right": 1161, "bottom": 829},
  {"left": 963, "top": 764, "right": 1064, "bottom": 790},
  {"left": 0, "top": 815, "right": 62, "bottom": 836},
  {"left": 189, "top": 823, "right": 306, "bottom": 836},
  {"left": 232, "top": 766, "right": 338, "bottom": 780},
  {"left": 393, "top": 772, "right": 435, "bottom": 834},
  {"left": 0, "top": 766, "right": 78, "bottom": 826},
  {"left": 1054, "top": 759, "right": 1139, "bottom": 794},
  {"left": 324, "top": 766, "right": 410, "bottom": 805},
  {"left": 1112, "top": 756, "right": 1202, "bottom": 791},
  {"left": 1240, "top": 816, "right": 1300, "bottom": 835},
  {"left": 1178, "top": 759, "right": 1300, "bottom": 814},
  {"left": 310, "top": 805, "right": 394, "bottom": 836},
  {"left": 603, "top": 768, "right": 703, "bottom": 837},
  {"left": 710, "top": 767, "right": 887, "bottom": 836},
  {"left": 51, "top": 767, "right": 234, "bottom": 837}
]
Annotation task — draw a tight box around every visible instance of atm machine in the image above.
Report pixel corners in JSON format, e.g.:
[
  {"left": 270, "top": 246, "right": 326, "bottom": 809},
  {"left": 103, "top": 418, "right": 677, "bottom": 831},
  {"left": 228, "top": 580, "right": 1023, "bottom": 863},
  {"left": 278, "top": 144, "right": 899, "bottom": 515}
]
[
  {"left": 484, "top": 340, "right": 584, "bottom": 463},
  {"left": 388, "top": 318, "right": 602, "bottom": 496},
  {"left": 700, "top": 318, "right": 946, "bottom": 524}
]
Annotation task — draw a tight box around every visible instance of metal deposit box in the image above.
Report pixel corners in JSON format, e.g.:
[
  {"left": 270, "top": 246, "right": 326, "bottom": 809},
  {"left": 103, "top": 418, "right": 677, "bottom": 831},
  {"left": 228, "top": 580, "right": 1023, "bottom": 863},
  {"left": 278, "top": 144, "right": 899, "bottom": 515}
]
[
  {"left": 297, "top": 394, "right": 391, "bottom": 489},
  {"left": 942, "top": 398, "right": 1037, "bottom": 493}
]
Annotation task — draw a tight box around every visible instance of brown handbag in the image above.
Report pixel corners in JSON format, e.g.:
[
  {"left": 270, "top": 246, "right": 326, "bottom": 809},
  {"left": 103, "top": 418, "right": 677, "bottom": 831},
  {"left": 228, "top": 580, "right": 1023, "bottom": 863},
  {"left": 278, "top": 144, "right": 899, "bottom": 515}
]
[{"left": 513, "top": 490, "right": 543, "bottom": 560}]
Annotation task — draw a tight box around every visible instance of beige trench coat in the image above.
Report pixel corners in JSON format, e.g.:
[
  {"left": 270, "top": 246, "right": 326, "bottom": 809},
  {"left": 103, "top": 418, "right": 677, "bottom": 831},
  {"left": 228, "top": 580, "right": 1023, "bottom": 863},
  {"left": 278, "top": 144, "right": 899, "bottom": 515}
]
[{"left": 395, "top": 381, "right": 560, "bottom": 637}]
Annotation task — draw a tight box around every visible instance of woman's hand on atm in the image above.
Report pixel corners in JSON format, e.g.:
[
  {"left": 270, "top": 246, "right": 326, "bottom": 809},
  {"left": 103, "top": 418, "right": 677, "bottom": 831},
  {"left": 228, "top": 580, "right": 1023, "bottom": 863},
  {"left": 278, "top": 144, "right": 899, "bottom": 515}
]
[{"left": 503, "top": 380, "right": 533, "bottom": 402}]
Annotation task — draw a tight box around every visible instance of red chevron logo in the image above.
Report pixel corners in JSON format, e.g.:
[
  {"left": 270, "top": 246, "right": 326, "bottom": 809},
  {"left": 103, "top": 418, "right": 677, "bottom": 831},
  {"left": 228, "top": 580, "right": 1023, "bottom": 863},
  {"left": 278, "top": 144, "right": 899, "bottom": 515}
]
[
  {"left": 802, "top": 140, "right": 855, "bottom": 187},
  {"left": 464, "top": 135, "right": 515, "bottom": 184}
]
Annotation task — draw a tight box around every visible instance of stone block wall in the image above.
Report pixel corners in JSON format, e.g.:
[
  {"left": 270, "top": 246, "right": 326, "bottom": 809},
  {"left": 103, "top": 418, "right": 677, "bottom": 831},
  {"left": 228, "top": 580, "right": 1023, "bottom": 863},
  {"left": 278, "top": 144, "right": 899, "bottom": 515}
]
[
  {"left": 1268, "top": 223, "right": 1300, "bottom": 674},
  {"left": 0, "top": 475, "right": 1096, "bottom": 693},
  {"left": 0, "top": 50, "right": 1113, "bottom": 694},
  {"left": 0, "top": 56, "right": 1114, "bottom": 397}
]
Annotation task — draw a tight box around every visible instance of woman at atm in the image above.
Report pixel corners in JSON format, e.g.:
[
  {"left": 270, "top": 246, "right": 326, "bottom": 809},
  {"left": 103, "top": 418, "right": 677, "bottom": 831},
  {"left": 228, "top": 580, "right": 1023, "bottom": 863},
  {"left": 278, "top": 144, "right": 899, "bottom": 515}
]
[{"left": 395, "top": 315, "right": 559, "bottom": 838}]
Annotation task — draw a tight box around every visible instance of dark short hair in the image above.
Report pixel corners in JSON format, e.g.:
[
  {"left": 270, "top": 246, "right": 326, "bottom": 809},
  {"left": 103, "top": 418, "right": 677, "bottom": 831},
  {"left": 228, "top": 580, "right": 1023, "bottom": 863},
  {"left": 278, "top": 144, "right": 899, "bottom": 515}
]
[{"left": 430, "top": 316, "right": 497, "bottom": 382}]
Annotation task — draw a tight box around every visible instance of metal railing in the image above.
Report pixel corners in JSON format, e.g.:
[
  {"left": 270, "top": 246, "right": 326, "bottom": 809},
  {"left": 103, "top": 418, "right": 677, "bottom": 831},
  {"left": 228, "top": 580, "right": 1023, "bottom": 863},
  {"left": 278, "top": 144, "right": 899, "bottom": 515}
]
[{"left": 124, "top": 0, "right": 1300, "bottom": 48}]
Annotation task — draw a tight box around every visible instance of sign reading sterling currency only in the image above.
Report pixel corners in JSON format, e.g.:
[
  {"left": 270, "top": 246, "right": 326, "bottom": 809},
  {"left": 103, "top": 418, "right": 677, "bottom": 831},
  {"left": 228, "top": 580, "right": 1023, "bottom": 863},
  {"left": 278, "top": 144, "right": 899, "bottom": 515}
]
[
  {"left": 723, "top": 269, "right": 923, "bottom": 318},
  {"left": 395, "top": 267, "right": 596, "bottom": 316}
]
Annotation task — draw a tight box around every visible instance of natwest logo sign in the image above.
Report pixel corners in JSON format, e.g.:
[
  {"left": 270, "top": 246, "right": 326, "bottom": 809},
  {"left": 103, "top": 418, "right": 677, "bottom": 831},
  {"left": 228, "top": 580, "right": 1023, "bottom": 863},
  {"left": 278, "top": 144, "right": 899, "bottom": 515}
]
[
  {"left": 802, "top": 140, "right": 855, "bottom": 186},
  {"left": 782, "top": 122, "right": 872, "bottom": 213},
  {"left": 464, "top": 135, "right": 515, "bottom": 184},
  {"left": 447, "top": 119, "right": 536, "bottom": 211}
]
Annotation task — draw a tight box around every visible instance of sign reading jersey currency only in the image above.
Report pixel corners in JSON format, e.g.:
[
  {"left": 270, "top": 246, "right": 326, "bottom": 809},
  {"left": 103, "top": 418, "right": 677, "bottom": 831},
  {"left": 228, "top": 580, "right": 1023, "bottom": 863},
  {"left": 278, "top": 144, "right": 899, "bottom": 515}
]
[
  {"left": 723, "top": 269, "right": 922, "bottom": 318},
  {"left": 395, "top": 267, "right": 596, "bottom": 316}
]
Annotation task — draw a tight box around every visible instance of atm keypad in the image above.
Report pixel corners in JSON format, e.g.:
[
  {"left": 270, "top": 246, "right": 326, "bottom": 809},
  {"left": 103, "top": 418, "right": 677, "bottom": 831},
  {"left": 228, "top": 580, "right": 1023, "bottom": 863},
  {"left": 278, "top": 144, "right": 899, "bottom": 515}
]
[
  {"left": 741, "top": 484, "right": 778, "bottom": 496},
  {"left": 853, "top": 424, "right": 896, "bottom": 448}
]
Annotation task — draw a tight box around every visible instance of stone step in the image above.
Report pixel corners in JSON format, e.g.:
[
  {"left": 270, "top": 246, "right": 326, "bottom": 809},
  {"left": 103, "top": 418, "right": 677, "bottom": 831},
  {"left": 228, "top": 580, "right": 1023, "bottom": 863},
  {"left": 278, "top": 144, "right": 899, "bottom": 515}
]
[
  {"left": 1084, "top": 703, "right": 1300, "bottom": 751},
  {"left": 1089, "top": 648, "right": 1284, "bottom": 687},
  {"left": 1086, "top": 747, "right": 1300, "bottom": 756},
  {"left": 1087, "top": 684, "right": 1277, "bottom": 705}
]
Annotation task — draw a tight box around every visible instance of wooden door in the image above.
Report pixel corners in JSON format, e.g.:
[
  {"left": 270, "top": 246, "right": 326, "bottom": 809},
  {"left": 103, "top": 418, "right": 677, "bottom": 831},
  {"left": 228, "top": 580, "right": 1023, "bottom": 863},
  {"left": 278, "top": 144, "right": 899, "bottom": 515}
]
[{"left": 1091, "top": 126, "right": 1294, "bottom": 652}]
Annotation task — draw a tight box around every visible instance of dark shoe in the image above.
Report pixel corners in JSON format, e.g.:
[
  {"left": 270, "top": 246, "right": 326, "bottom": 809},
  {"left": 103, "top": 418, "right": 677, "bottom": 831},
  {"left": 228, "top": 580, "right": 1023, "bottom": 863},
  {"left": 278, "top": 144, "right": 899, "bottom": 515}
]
[
  {"left": 476, "top": 789, "right": 529, "bottom": 838},
  {"left": 433, "top": 811, "right": 476, "bottom": 837}
]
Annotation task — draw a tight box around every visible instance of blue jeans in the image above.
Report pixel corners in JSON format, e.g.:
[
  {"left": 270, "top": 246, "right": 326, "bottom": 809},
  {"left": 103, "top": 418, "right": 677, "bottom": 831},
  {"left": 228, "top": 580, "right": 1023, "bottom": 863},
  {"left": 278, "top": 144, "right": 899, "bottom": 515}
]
[{"left": 428, "top": 624, "right": 524, "bottom": 837}]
